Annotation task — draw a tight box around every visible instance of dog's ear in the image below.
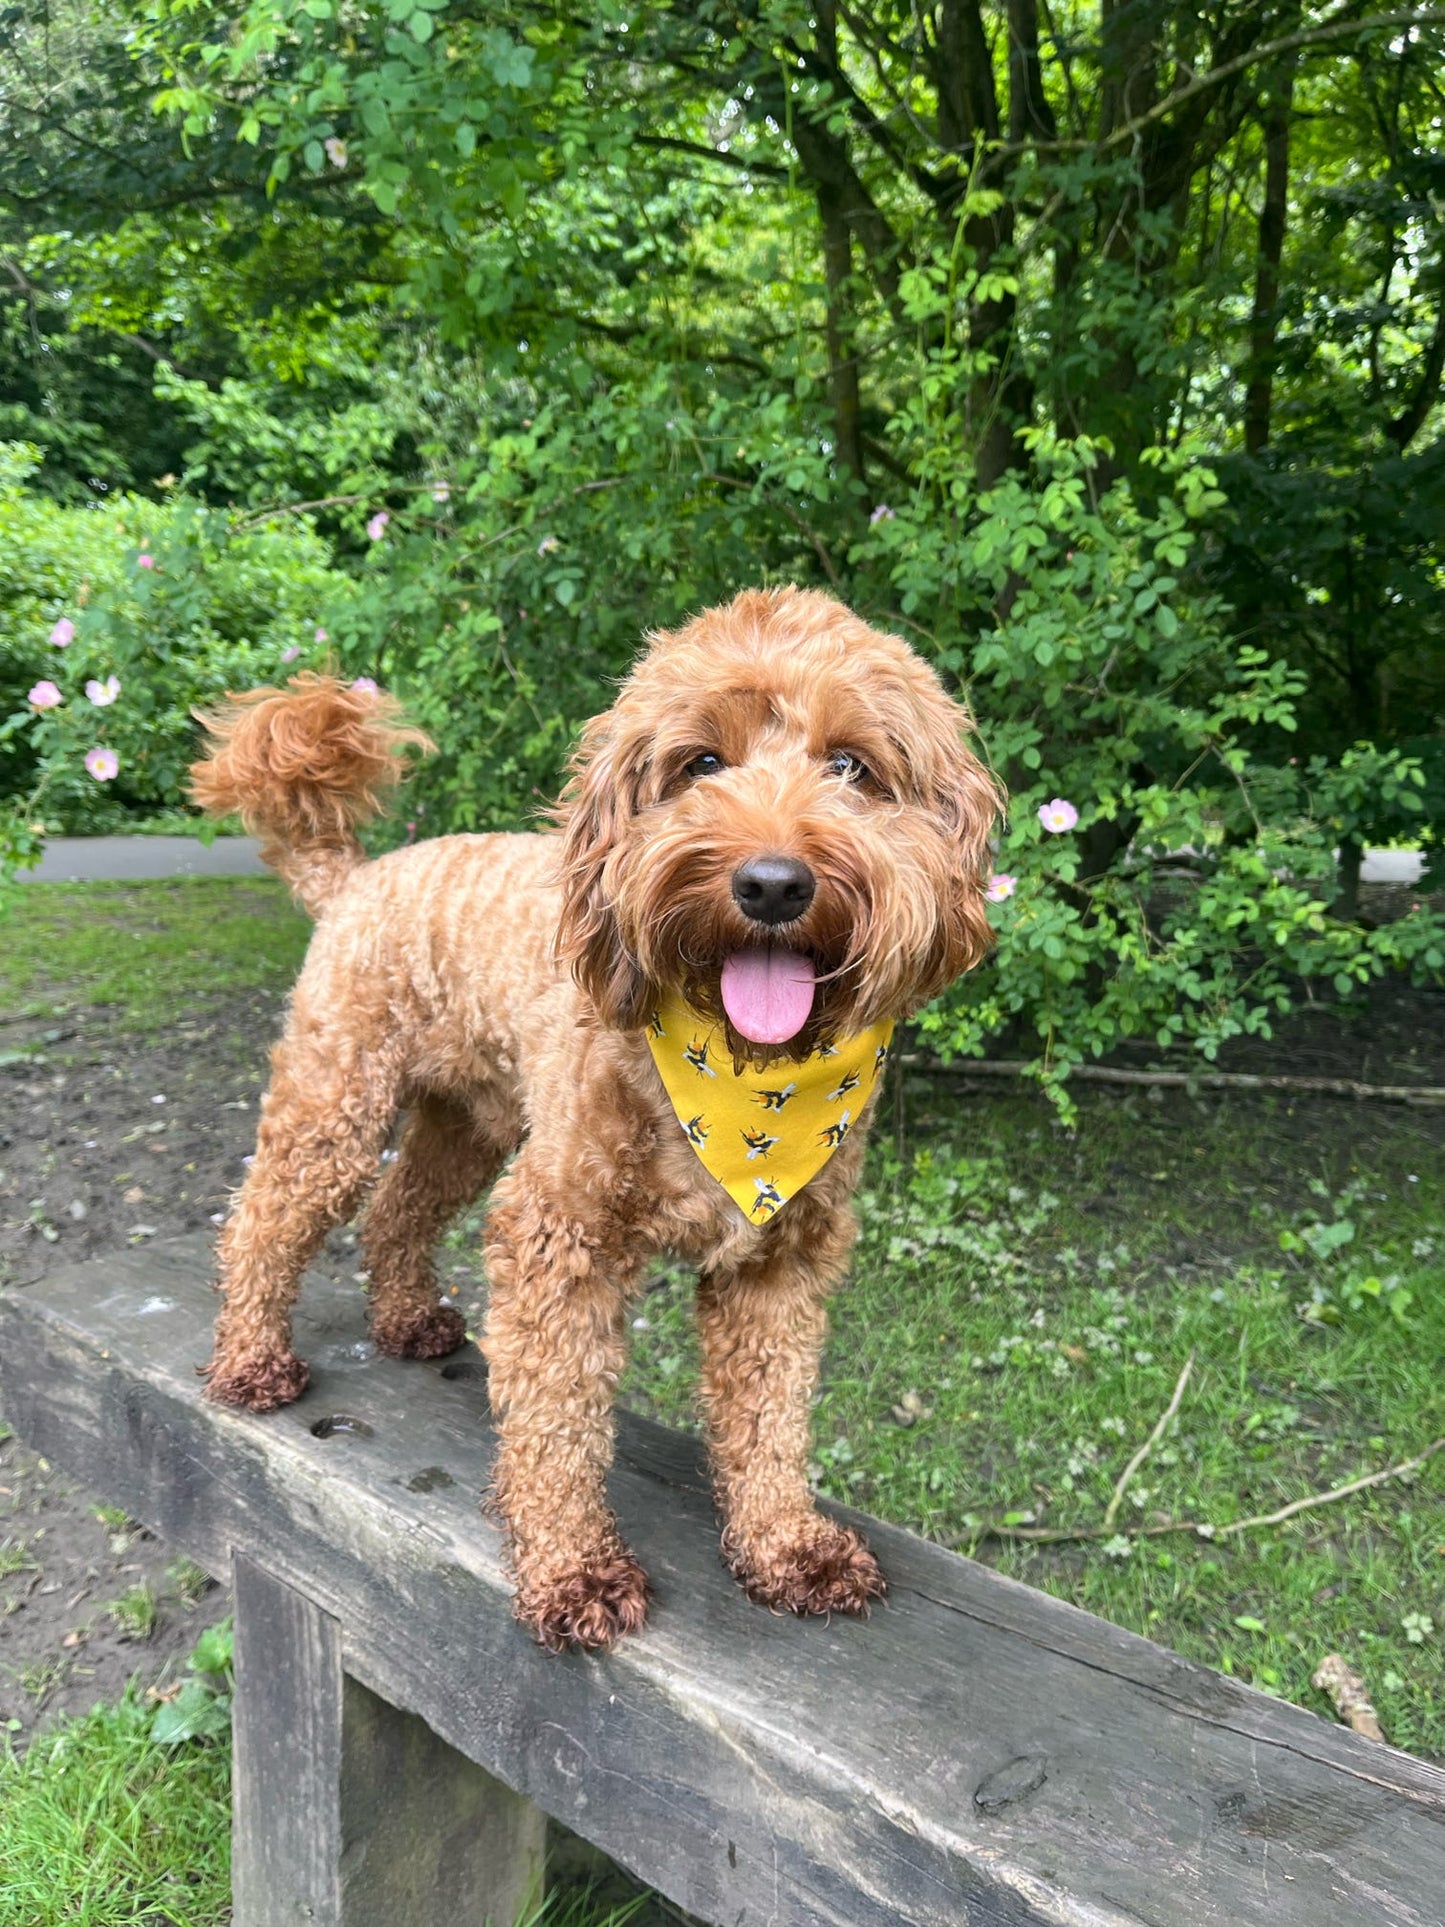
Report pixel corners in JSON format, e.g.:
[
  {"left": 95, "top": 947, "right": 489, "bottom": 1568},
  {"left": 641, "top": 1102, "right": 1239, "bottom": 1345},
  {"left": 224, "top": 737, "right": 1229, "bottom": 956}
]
[
  {"left": 553, "top": 708, "right": 652, "bottom": 1029},
  {"left": 913, "top": 681, "right": 1004, "bottom": 1002}
]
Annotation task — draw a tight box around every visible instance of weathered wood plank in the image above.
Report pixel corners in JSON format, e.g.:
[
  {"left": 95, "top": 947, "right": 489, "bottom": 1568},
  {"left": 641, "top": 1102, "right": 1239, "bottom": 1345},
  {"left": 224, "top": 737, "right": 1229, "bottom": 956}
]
[
  {"left": 232, "top": 1555, "right": 346, "bottom": 1926},
  {"left": 231, "top": 1556, "right": 547, "bottom": 1926},
  {"left": 335, "top": 1661, "right": 547, "bottom": 1923},
  {"left": 2, "top": 1237, "right": 1442, "bottom": 1927}
]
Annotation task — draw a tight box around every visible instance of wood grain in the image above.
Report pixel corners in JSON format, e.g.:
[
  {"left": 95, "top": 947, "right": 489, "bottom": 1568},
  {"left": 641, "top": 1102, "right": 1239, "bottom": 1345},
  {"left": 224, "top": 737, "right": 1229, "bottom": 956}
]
[{"left": 2, "top": 1237, "right": 1442, "bottom": 1927}]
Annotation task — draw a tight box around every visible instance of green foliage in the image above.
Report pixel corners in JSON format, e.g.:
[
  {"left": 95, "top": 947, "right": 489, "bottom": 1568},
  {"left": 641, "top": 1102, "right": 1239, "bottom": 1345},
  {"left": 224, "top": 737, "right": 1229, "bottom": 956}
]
[
  {"left": 1, "top": 2, "right": 1442, "bottom": 1083},
  {"left": 150, "top": 1620, "right": 234, "bottom": 1745},
  {"left": 0, "top": 444, "right": 356, "bottom": 861}
]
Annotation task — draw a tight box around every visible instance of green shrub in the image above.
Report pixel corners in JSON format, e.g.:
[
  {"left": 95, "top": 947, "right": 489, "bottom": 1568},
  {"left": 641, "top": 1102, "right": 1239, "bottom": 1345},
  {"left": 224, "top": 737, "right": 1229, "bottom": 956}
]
[{"left": 0, "top": 443, "right": 357, "bottom": 851}]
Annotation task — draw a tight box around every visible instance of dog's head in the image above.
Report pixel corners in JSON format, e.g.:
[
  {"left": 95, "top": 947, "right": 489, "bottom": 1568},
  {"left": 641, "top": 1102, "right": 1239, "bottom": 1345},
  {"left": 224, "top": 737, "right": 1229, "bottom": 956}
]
[{"left": 555, "top": 587, "right": 1002, "bottom": 1060}]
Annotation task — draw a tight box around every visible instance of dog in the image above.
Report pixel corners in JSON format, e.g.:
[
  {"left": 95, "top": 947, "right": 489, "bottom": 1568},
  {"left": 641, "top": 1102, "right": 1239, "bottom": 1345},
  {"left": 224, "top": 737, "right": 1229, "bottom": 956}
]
[{"left": 191, "top": 586, "right": 1000, "bottom": 1651}]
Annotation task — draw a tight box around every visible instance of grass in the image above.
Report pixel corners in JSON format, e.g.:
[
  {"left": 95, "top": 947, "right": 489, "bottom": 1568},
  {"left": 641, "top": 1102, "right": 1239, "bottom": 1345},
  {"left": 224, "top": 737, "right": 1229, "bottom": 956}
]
[
  {"left": 106, "top": 1584, "right": 159, "bottom": 1642},
  {"left": 0, "top": 877, "right": 310, "bottom": 1032},
  {"left": 0, "top": 1687, "right": 230, "bottom": 1927},
  {"left": 623, "top": 1080, "right": 1445, "bottom": 1757}
]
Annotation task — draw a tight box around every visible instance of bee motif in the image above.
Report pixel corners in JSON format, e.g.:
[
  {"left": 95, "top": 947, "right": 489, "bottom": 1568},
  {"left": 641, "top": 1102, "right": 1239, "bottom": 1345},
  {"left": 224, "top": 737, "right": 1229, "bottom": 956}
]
[
  {"left": 741, "top": 1127, "right": 779, "bottom": 1161},
  {"left": 819, "top": 1109, "right": 852, "bottom": 1149},
  {"left": 827, "top": 1067, "right": 861, "bottom": 1103},
  {"left": 755, "top": 1082, "right": 798, "bottom": 1112},
  {"left": 684, "top": 1114, "right": 709, "bottom": 1148},
  {"left": 750, "top": 1177, "right": 784, "bottom": 1219},
  {"left": 874, "top": 1041, "right": 891, "bottom": 1074},
  {"left": 683, "top": 1036, "right": 718, "bottom": 1078},
  {"left": 817, "top": 1041, "right": 839, "bottom": 1059},
  {"left": 647, "top": 1009, "right": 666, "bottom": 1039}
]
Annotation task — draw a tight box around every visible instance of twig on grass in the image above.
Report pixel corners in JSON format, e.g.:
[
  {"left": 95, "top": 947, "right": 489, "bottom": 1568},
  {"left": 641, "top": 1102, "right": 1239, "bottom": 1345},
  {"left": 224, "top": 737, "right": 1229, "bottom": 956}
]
[
  {"left": 967, "top": 1438, "right": 1443, "bottom": 1548},
  {"left": 901, "top": 1056, "right": 1445, "bottom": 1108},
  {"left": 1101, "top": 1351, "right": 1195, "bottom": 1530},
  {"left": 1311, "top": 1654, "right": 1388, "bottom": 1743},
  {"left": 1211, "top": 1439, "right": 1445, "bottom": 1538}
]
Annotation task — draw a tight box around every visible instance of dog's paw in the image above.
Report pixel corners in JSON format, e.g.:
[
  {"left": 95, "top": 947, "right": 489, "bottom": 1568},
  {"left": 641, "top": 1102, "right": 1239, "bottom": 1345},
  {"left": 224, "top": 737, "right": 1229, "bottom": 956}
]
[
  {"left": 203, "top": 1350, "right": 310, "bottom": 1412},
  {"left": 370, "top": 1303, "right": 467, "bottom": 1360},
  {"left": 518, "top": 1551, "right": 652, "bottom": 1654},
  {"left": 731, "top": 1520, "right": 886, "bottom": 1618}
]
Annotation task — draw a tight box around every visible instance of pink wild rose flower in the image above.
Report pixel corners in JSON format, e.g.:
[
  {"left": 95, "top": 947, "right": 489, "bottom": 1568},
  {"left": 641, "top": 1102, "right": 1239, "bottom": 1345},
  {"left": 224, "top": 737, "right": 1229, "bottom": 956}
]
[
  {"left": 49, "top": 617, "right": 75, "bottom": 647},
  {"left": 28, "top": 680, "right": 62, "bottom": 709},
  {"left": 985, "top": 873, "right": 1017, "bottom": 902},
  {"left": 366, "top": 511, "right": 389, "bottom": 541},
  {"left": 1038, "top": 798, "right": 1080, "bottom": 834},
  {"left": 85, "top": 746, "right": 119, "bottom": 781},
  {"left": 86, "top": 675, "right": 120, "bottom": 707}
]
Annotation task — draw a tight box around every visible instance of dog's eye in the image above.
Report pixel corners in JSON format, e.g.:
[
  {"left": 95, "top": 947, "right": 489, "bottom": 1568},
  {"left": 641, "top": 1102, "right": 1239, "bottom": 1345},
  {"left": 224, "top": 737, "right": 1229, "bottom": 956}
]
[
  {"left": 826, "top": 750, "right": 870, "bottom": 783},
  {"left": 683, "top": 752, "right": 726, "bottom": 781}
]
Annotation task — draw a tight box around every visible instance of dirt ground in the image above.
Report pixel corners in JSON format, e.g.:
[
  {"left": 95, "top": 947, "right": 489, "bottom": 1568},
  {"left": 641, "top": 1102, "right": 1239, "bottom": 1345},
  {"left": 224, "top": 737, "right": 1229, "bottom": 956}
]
[
  {"left": 2, "top": 919, "right": 1442, "bottom": 1747},
  {"left": 0, "top": 986, "right": 384, "bottom": 1744}
]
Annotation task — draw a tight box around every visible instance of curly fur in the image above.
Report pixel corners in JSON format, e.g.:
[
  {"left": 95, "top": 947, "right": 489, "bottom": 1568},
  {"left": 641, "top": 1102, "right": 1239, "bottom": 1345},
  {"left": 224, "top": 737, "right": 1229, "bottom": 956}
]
[
  {"left": 198, "top": 588, "right": 1001, "bottom": 1651},
  {"left": 190, "top": 673, "right": 433, "bottom": 915}
]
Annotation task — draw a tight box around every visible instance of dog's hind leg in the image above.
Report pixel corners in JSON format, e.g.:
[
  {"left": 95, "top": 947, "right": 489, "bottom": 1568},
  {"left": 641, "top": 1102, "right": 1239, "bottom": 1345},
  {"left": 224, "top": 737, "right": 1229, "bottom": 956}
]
[
  {"left": 697, "top": 1184, "right": 886, "bottom": 1616},
  {"left": 204, "top": 1029, "right": 404, "bottom": 1412},
  {"left": 363, "top": 1094, "right": 508, "bottom": 1359}
]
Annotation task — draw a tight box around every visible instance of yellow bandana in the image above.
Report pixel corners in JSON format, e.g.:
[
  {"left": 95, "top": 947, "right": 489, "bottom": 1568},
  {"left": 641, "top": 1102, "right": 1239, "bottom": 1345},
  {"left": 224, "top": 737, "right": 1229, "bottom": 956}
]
[{"left": 645, "top": 987, "right": 894, "bottom": 1220}]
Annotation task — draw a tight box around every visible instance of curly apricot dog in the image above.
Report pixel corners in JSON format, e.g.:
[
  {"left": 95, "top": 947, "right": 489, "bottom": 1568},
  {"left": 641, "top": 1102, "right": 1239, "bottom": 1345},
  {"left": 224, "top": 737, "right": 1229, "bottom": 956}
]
[{"left": 193, "top": 586, "right": 1000, "bottom": 1651}]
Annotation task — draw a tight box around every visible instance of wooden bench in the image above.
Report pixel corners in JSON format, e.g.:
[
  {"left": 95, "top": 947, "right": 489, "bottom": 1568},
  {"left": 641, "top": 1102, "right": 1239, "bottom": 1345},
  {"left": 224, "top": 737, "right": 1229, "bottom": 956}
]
[{"left": 2, "top": 1234, "right": 1441, "bottom": 1927}]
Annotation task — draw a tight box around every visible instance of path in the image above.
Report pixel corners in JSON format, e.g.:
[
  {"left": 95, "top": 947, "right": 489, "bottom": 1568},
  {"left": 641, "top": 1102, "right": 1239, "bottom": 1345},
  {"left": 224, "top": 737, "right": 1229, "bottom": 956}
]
[
  {"left": 19, "top": 835, "right": 267, "bottom": 882},
  {"left": 14, "top": 837, "right": 1429, "bottom": 886}
]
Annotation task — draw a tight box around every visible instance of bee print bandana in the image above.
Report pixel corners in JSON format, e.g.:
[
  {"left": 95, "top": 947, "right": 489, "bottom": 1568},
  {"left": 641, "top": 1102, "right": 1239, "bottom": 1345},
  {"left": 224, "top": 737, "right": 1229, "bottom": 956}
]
[{"left": 645, "top": 986, "right": 895, "bottom": 1221}]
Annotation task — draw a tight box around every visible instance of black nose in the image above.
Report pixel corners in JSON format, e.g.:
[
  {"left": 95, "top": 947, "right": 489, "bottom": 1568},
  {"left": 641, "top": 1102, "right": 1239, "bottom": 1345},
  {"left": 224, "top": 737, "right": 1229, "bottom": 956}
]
[{"left": 731, "top": 855, "right": 816, "bottom": 926}]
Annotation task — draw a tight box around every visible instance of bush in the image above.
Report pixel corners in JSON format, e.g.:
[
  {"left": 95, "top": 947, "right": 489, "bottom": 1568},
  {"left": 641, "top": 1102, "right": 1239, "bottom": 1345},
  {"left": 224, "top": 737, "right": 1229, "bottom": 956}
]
[
  {"left": 5, "top": 419, "right": 1441, "bottom": 1105},
  {"left": 324, "top": 412, "right": 1445, "bottom": 1106},
  {"left": 0, "top": 443, "right": 357, "bottom": 858}
]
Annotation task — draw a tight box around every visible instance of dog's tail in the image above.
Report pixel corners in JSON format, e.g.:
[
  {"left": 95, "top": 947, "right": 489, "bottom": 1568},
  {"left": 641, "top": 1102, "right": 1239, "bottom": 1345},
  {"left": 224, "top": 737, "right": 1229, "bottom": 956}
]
[{"left": 190, "top": 674, "right": 433, "bottom": 916}]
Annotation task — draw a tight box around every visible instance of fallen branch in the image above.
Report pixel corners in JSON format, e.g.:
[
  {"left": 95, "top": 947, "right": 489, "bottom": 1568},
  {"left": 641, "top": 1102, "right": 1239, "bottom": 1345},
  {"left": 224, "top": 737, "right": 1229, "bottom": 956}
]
[
  {"left": 902, "top": 1056, "right": 1445, "bottom": 1108},
  {"left": 1212, "top": 1439, "right": 1445, "bottom": 1538},
  {"left": 1312, "top": 1654, "right": 1387, "bottom": 1743},
  {"left": 966, "top": 1438, "right": 1443, "bottom": 1547},
  {"left": 1102, "top": 1351, "right": 1195, "bottom": 1530}
]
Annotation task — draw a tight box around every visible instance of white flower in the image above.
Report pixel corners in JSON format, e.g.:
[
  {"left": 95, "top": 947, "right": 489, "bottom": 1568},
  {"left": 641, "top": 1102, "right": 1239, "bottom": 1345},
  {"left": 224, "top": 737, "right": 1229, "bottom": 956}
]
[{"left": 86, "top": 675, "right": 120, "bottom": 707}]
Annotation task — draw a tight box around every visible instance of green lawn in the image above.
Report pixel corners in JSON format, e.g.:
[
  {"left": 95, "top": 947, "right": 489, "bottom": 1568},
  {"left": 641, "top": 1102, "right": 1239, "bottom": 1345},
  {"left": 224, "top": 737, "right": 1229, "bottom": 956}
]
[
  {"left": 0, "top": 877, "right": 310, "bottom": 1032},
  {"left": 626, "top": 1090, "right": 1444, "bottom": 1757},
  {"left": 2, "top": 876, "right": 1441, "bottom": 1922},
  {"left": 0, "top": 1689, "right": 229, "bottom": 1927}
]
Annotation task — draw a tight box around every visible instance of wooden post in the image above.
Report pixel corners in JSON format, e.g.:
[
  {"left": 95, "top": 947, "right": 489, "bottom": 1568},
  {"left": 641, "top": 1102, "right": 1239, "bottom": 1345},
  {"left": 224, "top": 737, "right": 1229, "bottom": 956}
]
[{"left": 232, "top": 1555, "right": 546, "bottom": 1927}]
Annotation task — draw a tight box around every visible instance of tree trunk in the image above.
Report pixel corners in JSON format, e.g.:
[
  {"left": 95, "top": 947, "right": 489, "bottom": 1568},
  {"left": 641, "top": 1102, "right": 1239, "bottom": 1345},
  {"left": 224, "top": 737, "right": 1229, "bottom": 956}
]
[
  {"left": 1243, "top": 59, "right": 1295, "bottom": 455},
  {"left": 1334, "top": 837, "right": 1364, "bottom": 922},
  {"left": 816, "top": 177, "right": 864, "bottom": 486}
]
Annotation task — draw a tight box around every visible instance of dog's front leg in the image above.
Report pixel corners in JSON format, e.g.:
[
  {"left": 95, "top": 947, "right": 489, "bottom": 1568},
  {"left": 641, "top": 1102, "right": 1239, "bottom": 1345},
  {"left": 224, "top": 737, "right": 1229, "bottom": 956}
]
[
  {"left": 483, "top": 1164, "right": 648, "bottom": 1652},
  {"left": 698, "top": 1191, "right": 885, "bottom": 1616}
]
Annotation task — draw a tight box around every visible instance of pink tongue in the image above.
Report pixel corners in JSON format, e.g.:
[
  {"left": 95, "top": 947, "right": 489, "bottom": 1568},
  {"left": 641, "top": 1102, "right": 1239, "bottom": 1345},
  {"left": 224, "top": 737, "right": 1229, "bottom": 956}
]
[{"left": 720, "top": 948, "right": 816, "bottom": 1045}]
